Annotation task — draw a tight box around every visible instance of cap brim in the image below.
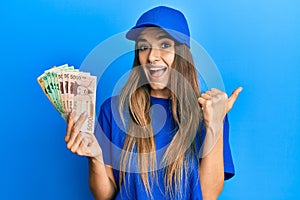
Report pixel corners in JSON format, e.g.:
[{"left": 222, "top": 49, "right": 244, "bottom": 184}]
[
  {"left": 126, "top": 24, "right": 190, "bottom": 48},
  {"left": 126, "top": 24, "right": 160, "bottom": 41}
]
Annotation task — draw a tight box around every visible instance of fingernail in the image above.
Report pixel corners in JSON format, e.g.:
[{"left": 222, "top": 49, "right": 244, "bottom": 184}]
[
  {"left": 70, "top": 109, "right": 75, "bottom": 114},
  {"left": 83, "top": 111, "right": 87, "bottom": 116}
]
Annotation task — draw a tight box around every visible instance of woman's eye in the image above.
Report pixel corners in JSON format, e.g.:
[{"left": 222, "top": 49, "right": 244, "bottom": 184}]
[
  {"left": 161, "top": 43, "right": 171, "bottom": 49},
  {"left": 138, "top": 45, "right": 149, "bottom": 51}
]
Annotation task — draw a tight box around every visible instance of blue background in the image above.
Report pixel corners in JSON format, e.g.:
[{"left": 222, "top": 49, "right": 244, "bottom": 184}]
[{"left": 1, "top": 0, "right": 299, "bottom": 199}]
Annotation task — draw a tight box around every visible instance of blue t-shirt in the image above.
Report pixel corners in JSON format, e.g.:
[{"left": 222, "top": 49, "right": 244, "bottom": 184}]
[{"left": 95, "top": 96, "right": 234, "bottom": 200}]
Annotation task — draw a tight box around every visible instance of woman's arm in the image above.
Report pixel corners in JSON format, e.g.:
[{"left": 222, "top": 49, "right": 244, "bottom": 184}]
[
  {"left": 199, "top": 125, "right": 224, "bottom": 200},
  {"left": 89, "top": 157, "right": 117, "bottom": 200},
  {"left": 65, "top": 110, "right": 117, "bottom": 200},
  {"left": 198, "top": 87, "right": 242, "bottom": 200}
]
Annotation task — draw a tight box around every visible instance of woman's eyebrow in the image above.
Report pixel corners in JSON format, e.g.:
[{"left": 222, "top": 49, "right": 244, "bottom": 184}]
[
  {"left": 157, "top": 34, "right": 172, "bottom": 40},
  {"left": 136, "top": 34, "right": 172, "bottom": 42},
  {"left": 136, "top": 38, "right": 147, "bottom": 43}
]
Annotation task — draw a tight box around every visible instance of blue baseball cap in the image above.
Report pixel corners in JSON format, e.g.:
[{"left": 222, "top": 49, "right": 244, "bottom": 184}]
[{"left": 126, "top": 6, "right": 191, "bottom": 48}]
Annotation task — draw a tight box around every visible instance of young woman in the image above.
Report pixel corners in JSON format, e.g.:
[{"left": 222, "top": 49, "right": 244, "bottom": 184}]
[{"left": 65, "top": 6, "right": 242, "bottom": 200}]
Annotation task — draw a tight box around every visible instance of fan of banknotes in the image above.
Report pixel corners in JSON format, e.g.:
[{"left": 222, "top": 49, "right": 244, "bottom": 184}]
[{"left": 37, "top": 64, "right": 97, "bottom": 134}]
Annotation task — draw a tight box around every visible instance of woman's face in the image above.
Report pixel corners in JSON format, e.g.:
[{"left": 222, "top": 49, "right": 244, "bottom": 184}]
[{"left": 136, "top": 27, "right": 175, "bottom": 98}]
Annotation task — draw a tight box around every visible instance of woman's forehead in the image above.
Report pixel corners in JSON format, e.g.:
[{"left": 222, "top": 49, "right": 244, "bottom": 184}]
[{"left": 137, "top": 27, "right": 173, "bottom": 40}]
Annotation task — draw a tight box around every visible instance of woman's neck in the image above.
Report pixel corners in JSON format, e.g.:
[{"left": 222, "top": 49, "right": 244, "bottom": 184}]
[{"left": 150, "top": 88, "right": 171, "bottom": 99}]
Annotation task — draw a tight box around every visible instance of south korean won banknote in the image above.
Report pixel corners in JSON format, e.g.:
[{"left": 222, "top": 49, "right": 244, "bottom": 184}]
[{"left": 37, "top": 64, "right": 97, "bottom": 134}]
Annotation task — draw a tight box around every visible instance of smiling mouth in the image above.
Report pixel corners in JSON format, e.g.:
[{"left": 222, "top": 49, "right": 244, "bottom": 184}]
[{"left": 148, "top": 66, "right": 167, "bottom": 77}]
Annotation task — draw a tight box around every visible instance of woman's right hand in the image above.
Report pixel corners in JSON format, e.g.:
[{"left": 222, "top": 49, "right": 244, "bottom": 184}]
[
  {"left": 65, "top": 110, "right": 103, "bottom": 162},
  {"left": 66, "top": 110, "right": 117, "bottom": 199}
]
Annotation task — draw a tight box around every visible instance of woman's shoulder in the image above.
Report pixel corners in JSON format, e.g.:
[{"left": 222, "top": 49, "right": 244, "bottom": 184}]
[
  {"left": 100, "top": 96, "right": 119, "bottom": 111},
  {"left": 98, "top": 96, "right": 122, "bottom": 124}
]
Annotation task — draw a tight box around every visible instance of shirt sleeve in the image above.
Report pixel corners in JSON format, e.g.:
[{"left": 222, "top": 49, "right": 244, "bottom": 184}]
[
  {"left": 223, "top": 114, "right": 235, "bottom": 180},
  {"left": 94, "top": 98, "right": 113, "bottom": 166}
]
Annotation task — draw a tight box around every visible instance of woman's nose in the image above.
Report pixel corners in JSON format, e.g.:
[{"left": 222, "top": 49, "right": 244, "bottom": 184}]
[{"left": 148, "top": 47, "right": 160, "bottom": 63}]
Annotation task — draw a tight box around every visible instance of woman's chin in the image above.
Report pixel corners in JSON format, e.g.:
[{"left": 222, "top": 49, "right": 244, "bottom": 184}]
[
  {"left": 149, "top": 82, "right": 167, "bottom": 90},
  {"left": 149, "top": 82, "right": 170, "bottom": 97}
]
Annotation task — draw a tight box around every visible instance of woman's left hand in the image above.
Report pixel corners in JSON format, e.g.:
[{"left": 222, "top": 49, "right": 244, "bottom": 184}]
[
  {"left": 198, "top": 87, "right": 242, "bottom": 131},
  {"left": 226, "top": 86, "right": 243, "bottom": 113}
]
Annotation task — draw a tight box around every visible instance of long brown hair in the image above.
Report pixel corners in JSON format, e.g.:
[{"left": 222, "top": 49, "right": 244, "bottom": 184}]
[{"left": 118, "top": 43, "right": 202, "bottom": 198}]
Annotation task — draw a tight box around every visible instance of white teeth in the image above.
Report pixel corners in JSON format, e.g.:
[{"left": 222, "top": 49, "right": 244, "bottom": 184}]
[
  {"left": 149, "top": 67, "right": 165, "bottom": 71},
  {"left": 148, "top": 66, "right": 167, "bottom": 77}
]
